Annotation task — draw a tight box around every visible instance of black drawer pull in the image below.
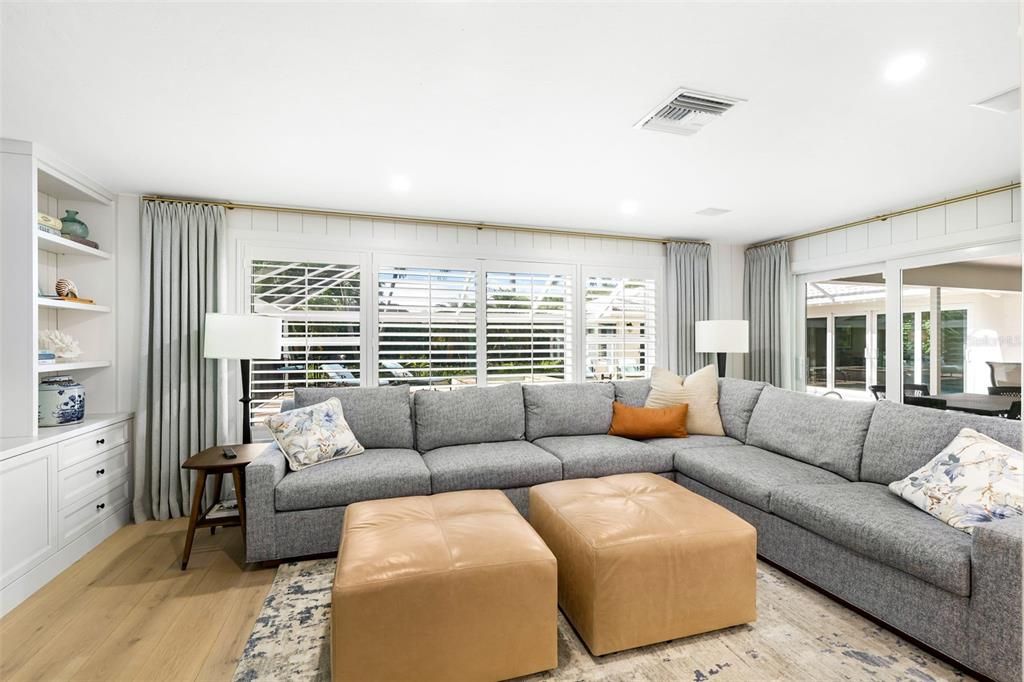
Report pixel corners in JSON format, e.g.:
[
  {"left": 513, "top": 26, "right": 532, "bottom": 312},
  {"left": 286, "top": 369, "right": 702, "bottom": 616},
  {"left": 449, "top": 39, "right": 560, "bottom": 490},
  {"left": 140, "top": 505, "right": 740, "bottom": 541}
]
[
  {"left": 96, "top": 438, "right": 106, "bottom": 445},
  {"left": 96, "top": 468, "right": 106, "bottom": 476},
  {"left": 96, "top": 503, "right": 106, "bottom": 511}
]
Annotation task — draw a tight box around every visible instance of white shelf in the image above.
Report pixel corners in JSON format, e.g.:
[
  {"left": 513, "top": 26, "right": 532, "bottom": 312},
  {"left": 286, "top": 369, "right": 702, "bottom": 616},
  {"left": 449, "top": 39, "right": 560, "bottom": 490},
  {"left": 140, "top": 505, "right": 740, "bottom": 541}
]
[
  {"left": 37, "top": 232, "right": 111, "bottom": 259},
  {"left": 37, "top": 298, "right": 111, "bottom": 313},
  {"left": 37, "top": 360, "right": 111, "bottom": 373}
]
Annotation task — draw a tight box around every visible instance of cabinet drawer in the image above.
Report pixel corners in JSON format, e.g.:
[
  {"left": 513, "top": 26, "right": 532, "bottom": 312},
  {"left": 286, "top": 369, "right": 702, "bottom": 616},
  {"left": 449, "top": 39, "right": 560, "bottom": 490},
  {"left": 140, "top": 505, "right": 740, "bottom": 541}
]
[
  {"left": 58, "top": 444, "right": 130, "bottom": 509},
  {"left": 58, "top": 421, "right": 130, "bottom": 470},
  {"left": 58, "top": 477, "right": 129, "bottom": 547}
]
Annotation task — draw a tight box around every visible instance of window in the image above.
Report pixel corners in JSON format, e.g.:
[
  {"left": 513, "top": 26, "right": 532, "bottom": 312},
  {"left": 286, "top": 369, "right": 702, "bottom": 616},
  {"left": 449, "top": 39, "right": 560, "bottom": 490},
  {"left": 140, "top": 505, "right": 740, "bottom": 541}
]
[
  {"left": 584, "top": 274, "right": 656, "bottom": 381},
  {"left": 378, "top": 265, "right": 477, "bottom": 388},
  {"left": 806, "top": 317, "right": 827, "bottom": 387},
  {"left": 485, "top": 270, "right": 572, "bottom": 384},
  {"left": 249, "top": 259, "right": 361, "bottom": 428}
]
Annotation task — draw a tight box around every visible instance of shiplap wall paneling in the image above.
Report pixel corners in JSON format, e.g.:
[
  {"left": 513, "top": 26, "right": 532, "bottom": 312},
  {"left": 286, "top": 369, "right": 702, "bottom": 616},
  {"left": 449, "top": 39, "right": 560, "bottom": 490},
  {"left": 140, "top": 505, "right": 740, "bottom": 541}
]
[
  {"left": 789, "top": 187, "right": 1019, "bottom": 273},
  {"left": 227, "top": 206, "right": 666, "bottom": 261}
]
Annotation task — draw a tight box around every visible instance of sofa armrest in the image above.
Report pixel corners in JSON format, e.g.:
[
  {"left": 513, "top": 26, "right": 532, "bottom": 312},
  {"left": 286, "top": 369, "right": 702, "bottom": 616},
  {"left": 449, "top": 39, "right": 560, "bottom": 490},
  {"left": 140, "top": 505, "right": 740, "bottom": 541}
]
[
  {"left": 244, "top": 443, "right": 287, "bottom": 562},
  {"left": 968, "top": 516, "right": 1023, "bottom": 682}
]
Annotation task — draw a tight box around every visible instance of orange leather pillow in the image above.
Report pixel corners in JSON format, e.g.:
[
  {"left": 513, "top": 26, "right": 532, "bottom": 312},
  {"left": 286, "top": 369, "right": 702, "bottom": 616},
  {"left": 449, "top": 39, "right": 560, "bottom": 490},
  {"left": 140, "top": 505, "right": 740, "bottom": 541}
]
[{"left": 608, "top": 401, "right": 688, "bottom": 439}]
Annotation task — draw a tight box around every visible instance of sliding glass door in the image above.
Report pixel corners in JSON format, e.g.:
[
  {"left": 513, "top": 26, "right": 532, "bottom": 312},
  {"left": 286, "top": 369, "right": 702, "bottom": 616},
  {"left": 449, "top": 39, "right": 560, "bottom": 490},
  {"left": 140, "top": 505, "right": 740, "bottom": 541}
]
[{"left": 834, "top": 315, "right": 867, "bottom": 391}]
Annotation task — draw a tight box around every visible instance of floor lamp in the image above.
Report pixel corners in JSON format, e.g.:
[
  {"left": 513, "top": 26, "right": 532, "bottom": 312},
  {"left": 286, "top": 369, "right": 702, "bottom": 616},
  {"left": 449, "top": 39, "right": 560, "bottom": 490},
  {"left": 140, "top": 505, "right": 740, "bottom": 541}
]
[
  {"left": 204, "top": 313, "right": 282, "bottom": 444},
  {"left": 695, "top": 320, "right": 749, "bottom": 378}
]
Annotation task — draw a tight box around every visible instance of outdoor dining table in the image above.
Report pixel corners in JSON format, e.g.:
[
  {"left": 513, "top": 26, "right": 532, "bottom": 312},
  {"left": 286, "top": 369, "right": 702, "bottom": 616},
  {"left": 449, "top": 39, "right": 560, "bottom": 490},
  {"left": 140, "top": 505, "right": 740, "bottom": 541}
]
[{"left": 941, "top": 392, "right": 1017, "bottom": 417}]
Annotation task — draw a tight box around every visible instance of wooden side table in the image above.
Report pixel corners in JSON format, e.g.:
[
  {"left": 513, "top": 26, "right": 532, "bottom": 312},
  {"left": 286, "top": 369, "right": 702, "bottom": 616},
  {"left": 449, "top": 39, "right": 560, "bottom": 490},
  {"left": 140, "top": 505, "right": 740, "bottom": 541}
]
[{"left": 180, "top": 443, "right": 264, "bottom": 569}]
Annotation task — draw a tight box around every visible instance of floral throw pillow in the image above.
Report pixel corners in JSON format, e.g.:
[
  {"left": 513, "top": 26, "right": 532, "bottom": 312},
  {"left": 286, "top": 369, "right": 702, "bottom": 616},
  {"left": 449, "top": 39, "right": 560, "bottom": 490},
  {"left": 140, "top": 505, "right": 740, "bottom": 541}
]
[
  {"left": 889, "top": 427, "right": 1023, "bottom": 533},
  {"left": 265, "top": 397, "right": 364, "bottom": 471}
]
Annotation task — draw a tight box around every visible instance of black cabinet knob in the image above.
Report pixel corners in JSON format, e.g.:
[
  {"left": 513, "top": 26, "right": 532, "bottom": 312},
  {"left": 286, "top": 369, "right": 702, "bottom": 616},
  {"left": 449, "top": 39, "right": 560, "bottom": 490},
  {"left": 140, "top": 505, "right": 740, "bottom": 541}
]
[
  {"left": 96, "top": 438, "right": 106, "bottom": 445},
  {"left": 96, "top": 468, "right": 105, "bottom": 476},
  {"left": 96, "top": 503, "right": 106, "bottom": 511}
]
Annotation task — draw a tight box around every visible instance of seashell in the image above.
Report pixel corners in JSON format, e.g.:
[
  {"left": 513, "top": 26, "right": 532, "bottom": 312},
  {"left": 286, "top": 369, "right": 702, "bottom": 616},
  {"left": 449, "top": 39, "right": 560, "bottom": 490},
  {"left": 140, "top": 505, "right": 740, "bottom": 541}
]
[{"left": 55, "top": 278, "right": 79, "bottom": 298}]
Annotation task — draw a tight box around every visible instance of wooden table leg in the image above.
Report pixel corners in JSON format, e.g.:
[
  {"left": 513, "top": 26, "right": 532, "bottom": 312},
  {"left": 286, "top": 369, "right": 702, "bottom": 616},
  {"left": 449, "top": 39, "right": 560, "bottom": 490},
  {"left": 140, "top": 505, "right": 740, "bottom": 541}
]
[
  {"left": 209, "top": 473, "right": 223, "bottom": 535},
  {"left": 182, "top": 470, "right": 208, "bottom": 570},
  {"left": 232, "top": 466, "right": 247, "bottom": 559}
]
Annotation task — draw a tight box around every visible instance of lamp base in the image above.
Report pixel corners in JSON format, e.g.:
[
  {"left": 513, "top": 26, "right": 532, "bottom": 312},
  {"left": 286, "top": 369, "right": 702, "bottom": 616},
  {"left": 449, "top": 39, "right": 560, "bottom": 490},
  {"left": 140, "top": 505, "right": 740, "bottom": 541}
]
[
  {"left": 240, "top": 358, "right": 252, "bottom": 445},
  {"left": 716, "top": 352, "right": 727, "bottom": 379}
]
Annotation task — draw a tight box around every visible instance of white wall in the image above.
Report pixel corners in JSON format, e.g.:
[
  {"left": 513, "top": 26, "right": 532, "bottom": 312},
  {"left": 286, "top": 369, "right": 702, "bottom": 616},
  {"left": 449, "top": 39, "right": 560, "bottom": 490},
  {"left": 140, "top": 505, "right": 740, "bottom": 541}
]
[{"left": 115, "top": 195, "right": 140, "bottom": 413}]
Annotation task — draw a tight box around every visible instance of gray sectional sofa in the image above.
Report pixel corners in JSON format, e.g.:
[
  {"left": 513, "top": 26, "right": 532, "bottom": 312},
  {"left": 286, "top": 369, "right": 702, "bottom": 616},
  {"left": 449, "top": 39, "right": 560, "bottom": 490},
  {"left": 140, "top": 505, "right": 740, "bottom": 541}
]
[{"left": 246, "top": 378, "right": 1022, "bottom": 682}]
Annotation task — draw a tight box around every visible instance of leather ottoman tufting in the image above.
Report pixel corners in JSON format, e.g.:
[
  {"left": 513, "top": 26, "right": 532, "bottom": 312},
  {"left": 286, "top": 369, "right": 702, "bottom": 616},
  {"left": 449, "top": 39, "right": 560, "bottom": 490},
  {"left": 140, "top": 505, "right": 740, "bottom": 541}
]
[
  {"left": 331, "top": 489, "right": 557, "bottom": 681},
  {"left": 529, "top": 472, "right": 757, "bottom": 655}
]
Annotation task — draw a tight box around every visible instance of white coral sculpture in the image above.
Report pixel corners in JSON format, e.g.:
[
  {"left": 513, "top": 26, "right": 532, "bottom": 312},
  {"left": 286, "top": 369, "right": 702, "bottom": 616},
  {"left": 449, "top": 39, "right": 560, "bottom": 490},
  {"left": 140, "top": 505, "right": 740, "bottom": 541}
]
[{"left": 40, "top": 329, "right": 82, "bottom": 359}]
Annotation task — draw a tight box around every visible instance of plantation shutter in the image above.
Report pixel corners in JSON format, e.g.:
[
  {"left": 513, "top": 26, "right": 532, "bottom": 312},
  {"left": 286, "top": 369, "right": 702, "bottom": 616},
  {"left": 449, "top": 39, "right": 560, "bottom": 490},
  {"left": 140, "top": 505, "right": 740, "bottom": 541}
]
[
  {"left": 248, "top": 259, "right": 362, "bottom": 430},
  {"left": 485, "top": 270, "right": 572, "bottom": 384},
  {"left": 585, "top": 274, "right": 657, "bottom": 381},
  {"left": 377, "top": 265, "right": 478, "bottom": 388}
]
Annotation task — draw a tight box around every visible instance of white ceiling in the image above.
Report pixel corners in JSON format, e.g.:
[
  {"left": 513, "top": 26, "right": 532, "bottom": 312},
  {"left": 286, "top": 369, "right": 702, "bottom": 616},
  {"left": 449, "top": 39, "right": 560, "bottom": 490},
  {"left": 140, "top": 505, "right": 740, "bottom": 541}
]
[{"left": 2, "top": 2, "right": 1020, "bottom": 243}]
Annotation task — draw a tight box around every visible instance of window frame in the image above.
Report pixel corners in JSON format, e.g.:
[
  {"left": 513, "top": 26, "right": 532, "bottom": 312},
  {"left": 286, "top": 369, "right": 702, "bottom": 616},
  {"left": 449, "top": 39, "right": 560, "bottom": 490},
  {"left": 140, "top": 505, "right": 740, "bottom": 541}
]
[
  {"left": 483, "top": 260, "right": 576, "bottom": 385},
  {"left": 230, "top": 230, "right": 667, "bottom": 394},
  {"left": 236, "top": 243, "right": 371, "bottom": 435},
  {"left": 579, "top": 263, "right": 660, "bottom": 383}
]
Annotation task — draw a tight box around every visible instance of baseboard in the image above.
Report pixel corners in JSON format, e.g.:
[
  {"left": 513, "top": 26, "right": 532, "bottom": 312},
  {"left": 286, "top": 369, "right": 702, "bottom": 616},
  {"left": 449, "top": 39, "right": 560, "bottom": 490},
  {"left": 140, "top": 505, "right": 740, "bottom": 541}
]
[{"left": 0, "top": 502, "right": 130, "bottom": 617}]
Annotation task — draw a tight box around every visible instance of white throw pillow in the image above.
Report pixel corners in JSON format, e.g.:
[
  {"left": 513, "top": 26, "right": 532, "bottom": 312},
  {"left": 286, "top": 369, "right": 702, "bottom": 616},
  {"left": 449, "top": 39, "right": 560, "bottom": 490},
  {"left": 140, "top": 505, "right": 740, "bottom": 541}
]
[
  {"left": 265, "top": 397, "right": 365, "bottom": 471},
  {"left": 889, "top": 428, "right": 1023, "bottom": 533},
  {"left": 644, "top": 364, "right": 725, "bottom": 436}
]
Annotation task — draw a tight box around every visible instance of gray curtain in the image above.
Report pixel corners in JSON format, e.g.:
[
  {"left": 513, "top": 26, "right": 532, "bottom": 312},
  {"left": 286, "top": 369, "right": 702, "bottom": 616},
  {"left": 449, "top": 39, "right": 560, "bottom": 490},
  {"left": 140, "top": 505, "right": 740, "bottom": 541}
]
[
  {"left": 743, "top": 242, "right": 790, "bottom": 385},
  {"left": 134, "top": 200, "right": 225, "bottom": 521},
  {"left": 667, "top": 242, "right": 711, "bottom": 375}
]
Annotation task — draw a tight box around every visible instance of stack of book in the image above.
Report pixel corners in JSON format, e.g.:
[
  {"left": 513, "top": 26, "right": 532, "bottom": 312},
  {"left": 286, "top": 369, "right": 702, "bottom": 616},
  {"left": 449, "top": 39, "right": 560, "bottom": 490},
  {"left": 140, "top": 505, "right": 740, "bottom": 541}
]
[
  {"left": 38, "top": 350, "right": 57, "bottom": 365},
  {"left": 37, "top": 213, "right": 62, "bottom": 236}
]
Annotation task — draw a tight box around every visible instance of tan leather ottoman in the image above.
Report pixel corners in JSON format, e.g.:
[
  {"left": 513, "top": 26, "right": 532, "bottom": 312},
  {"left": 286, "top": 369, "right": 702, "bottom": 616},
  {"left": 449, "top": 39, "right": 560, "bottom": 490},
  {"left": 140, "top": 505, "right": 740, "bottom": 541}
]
[
  {"left": 529, "top": 473, "right": 756, "bottom": 656},
  {"left": 331, "top": 489, "right": 557, "bottom": 681}
]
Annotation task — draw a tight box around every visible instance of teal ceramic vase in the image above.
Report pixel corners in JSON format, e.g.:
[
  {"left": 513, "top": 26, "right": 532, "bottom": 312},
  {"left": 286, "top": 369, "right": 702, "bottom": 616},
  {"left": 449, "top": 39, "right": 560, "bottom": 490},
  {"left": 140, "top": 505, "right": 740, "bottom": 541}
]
[{"left": 60, "top": 210, "right": 89, "bottom": 239}]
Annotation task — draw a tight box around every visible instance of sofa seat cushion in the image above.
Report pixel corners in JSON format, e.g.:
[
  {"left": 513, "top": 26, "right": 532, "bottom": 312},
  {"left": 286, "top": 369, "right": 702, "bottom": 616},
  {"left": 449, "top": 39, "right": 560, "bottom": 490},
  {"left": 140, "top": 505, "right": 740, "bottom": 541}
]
[
  {"left": 534, "top": 435, "right": 673, "bottom": 478},
  {"left": 770, "top": 483, "right": 973, "bottom": 596},
  {"left": 275, "top": 448, "right": 430, "bottom": 512},
  {"left": 647, "top": 435, "right": 742, "bottom": 452},
  {"left": 674, "top": 445, "right": 847, "bottom": 512},
  {"left": 422, "top": 441, "right": 563, "bottom": 493}
]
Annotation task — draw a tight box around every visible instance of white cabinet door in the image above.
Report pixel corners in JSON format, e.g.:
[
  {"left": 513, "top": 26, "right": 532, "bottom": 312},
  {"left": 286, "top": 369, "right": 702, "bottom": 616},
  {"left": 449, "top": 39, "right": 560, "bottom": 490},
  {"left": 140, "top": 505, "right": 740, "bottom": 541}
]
[{"left": 0, "top": 445, "right": 58, "bottom": 588}]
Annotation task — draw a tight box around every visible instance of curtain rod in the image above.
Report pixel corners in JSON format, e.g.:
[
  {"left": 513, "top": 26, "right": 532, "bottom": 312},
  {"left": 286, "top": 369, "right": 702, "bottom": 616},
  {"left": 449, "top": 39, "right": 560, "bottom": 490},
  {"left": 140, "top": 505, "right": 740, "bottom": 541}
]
[
  {"left": 749, "top": 181, "right": 1021, "bottom": 250},
  {"left": 141, "top": 194, "right": 709, "bottom": 246}
]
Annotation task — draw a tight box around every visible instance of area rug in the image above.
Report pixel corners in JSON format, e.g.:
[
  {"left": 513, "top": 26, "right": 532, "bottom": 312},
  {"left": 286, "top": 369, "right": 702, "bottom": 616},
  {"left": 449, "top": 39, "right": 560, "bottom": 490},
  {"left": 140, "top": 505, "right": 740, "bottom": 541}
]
[{"left": 234, "top": 559, "right": 971, "bottom": 682}]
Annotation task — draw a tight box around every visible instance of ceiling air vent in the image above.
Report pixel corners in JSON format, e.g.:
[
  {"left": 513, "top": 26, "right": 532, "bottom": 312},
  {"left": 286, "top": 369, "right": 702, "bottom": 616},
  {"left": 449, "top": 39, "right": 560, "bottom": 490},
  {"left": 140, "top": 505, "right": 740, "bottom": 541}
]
[{"left": 635, "top": 88, "right": 745, "bottom": 136}]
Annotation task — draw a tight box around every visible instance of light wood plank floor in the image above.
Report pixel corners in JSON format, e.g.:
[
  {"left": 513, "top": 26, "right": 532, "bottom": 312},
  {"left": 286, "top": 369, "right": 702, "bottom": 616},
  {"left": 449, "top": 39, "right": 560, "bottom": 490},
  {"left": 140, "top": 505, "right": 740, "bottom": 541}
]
[{"left": 0, "top": 518, "right": 275, "bottom": 682}]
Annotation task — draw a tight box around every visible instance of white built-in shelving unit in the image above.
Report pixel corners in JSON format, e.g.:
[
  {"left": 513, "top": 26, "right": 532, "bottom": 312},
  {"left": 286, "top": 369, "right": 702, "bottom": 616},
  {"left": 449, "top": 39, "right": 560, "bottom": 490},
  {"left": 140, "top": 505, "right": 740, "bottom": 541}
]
[
  {"left": 0, "top": 139, "right": 134, "bottom": 616},
  {"left": 1, "top": 139, "right": 120, "bottom": 439}
]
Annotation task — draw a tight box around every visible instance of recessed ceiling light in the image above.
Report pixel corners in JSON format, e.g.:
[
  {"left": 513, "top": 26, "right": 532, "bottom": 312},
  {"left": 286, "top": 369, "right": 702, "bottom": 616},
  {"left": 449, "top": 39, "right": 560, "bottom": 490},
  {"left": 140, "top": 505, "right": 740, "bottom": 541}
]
[
  {"left": 883, "top": 53, "right": 926, "bottom": 83},
  {"left": 695, "top": 207, "right": 731, "bottom": 217},
  {"left": 389, "top": 175, "right": 411, "bottom": 193},
  {"left": 619, "top": 200, "right": 639, "bottom": 216}
]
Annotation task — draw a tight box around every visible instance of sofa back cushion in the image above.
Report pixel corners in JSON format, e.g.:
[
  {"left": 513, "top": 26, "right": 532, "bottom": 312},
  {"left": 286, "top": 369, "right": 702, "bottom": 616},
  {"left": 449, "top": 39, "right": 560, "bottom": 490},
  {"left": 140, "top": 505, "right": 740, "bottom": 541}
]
[
  {"left": 414, "top": 383, "right": 525, "bottom": 452},
  {"left": 293, "top": 385, "right": 414, "bottom": 450},
  {"left": 523, "top": 383, "right": 615, "bottom": 440},
  {"left": 861, "top": 400, "right": 1023, "bottom": 484},
  {"left": 745, "top": 386, "right": 875, "bottom": 480},
  {"left": 718, "top": 377, "right": 767, "bottom": 442},
  {"left": 612, "top": 379, "right": 650, "bottom": 407}
]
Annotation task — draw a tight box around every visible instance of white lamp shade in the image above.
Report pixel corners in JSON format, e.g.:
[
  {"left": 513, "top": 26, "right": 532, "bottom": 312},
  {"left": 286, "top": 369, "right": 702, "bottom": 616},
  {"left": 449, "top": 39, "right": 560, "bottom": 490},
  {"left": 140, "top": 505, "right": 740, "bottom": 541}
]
[
  {"left": 695, "top": 320, "right": 749, "bottom": 354},
  {"left": 203, "top": 314, "right": 282, "bottom": 360}
]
